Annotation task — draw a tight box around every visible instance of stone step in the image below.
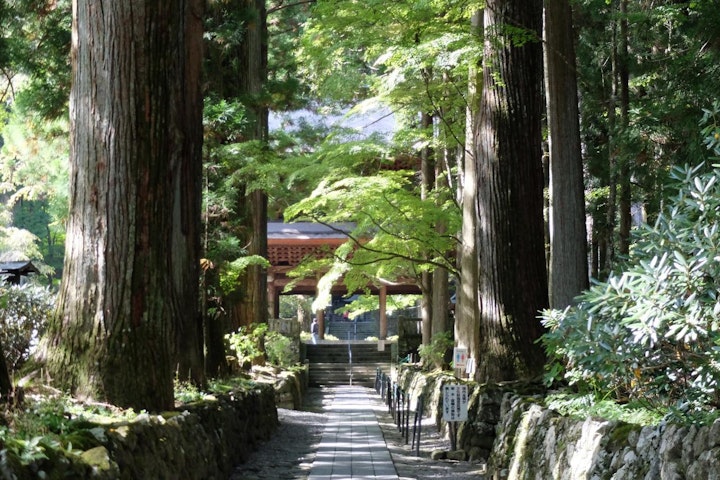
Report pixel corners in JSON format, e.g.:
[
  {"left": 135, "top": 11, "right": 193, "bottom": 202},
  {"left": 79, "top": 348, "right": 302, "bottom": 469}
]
[
  {"left": 308, "top": 363, "right": 387, "bottom": 387},
  {"left": 304, "top": 342, "right": 394, "bottom": 387}
]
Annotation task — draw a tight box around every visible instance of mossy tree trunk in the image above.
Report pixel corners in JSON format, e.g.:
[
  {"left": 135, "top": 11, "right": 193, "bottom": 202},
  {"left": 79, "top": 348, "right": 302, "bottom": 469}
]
[{"left": 39, "top": 0, "right": 204, "bottom": 411}]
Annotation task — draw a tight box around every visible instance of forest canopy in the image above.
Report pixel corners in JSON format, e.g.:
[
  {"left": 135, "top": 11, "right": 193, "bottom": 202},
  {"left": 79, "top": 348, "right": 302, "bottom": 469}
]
[{"left": 0, "top": 0, "right": 717, "bottom": 417}]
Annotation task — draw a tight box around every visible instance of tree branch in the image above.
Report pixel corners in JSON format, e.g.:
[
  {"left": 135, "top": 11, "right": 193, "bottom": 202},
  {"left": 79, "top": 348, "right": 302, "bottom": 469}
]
[
  {"left": 308, "top": 215, "right": 458, "bottom": 275},
  {"left": 268, "top": 0, "right": 316, "bottom": 15}
]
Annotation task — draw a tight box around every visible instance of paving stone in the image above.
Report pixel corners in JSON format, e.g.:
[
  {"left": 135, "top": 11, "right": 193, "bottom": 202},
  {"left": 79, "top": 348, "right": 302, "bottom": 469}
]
[{"left": 229, "top": 385, "right": 488, "bottom": 480}]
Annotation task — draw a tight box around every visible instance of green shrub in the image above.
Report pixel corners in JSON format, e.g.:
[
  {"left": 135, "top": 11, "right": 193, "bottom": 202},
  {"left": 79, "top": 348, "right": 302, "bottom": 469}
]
[
  {"left": 226, "top": 323, "right": 268, "bottom": 369},
  {"left": 264, "top": 331, "right": 294, "bottom": 367},
  {"left": 418, "top": 331, "right": 453, "bottom": 370},
  {"left": 0, "top": 283, "right": 56, "bottom": 371},
  {"left": 541, "top": 163, "right": 720, "bottom": 413},
  {"left": 226, "top": 324, "right": 297, "bottom": 368}
]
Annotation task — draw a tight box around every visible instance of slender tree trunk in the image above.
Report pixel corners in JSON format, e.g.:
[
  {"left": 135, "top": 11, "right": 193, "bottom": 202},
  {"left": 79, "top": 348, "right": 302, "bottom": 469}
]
[
  {"left": 617, "top": 0, "right": 632, "bottom": 256},
  {"left": 39, "top": 0, "right": 204, "bottom": 411},
  {"left": 455, "top": 9, "right": 482, "bottom": 376},
  {"left": 431, "top": 127, "right": 452, "bottom": 338},
  {"left": 420, "top": 111, "right": 435, "bottom": 346},
  {"left": 231, "top": 0, "right": 269, "bottom": 328},
  {"left": 603, "top": 9, "right": 623, "bottom": 275},
  {"left": 0, "top": 340, "right": 12, "bottom": 398},
  {"left": 544, "top": 0, "right": 589, "bottom": 308},
  {"left": 476, "top": 0, "right": 548, "bottom": 382},
  {"left": 174, "top": 0, "right": 205, "bottom": 386}
]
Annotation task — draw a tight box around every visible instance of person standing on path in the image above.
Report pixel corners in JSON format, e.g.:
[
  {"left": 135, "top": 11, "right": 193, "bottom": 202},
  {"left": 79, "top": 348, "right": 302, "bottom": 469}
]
[{"left": 311, "top": 318, "right": 319, "bottom": 344}]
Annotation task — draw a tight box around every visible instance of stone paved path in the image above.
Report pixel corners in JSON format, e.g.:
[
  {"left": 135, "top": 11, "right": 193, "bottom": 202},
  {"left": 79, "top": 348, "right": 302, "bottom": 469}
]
[{"left": 228, "top": 386, "right": 487, "bottom": 480}]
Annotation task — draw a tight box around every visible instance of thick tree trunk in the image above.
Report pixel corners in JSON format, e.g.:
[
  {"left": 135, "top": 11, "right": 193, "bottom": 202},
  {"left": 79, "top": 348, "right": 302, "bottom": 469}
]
[
  {"left": 544, "top": 0, "right": 589, "bottom": 308},
  {"left": 476, "top": 0, "right": 548, "bottom": 382},
  {"left": 39, "top": 1, "right": 204, "bottom": 411}
]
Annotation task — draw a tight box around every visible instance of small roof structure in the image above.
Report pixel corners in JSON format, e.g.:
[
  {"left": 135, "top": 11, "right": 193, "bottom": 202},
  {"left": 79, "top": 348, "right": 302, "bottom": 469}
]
[
  {"left": 0, "top": 260, "right": 39, "bottom": 284},
  {"left": 266, "top": 221, "right": 420, "bottom": 298},
  {"left": 268, "top": 221, "right": 354, "bottom": 243}
]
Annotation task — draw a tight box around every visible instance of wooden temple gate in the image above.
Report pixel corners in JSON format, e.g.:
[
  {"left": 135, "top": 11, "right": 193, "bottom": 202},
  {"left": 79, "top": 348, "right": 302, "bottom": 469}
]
[{"left": 266, "top": 222, "right": 420, "bottom": 340}]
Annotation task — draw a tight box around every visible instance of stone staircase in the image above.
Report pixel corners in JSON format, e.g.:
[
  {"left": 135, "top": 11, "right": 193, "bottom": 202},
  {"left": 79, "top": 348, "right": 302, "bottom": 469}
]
[{"left": 304, "top": 342, "right": 393, "bottom": 387}]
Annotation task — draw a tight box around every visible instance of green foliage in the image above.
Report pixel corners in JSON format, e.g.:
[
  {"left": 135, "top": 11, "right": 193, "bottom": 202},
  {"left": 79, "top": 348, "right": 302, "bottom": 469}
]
[
  {"left": 225, "top": 324, "right": 296, "bottom": 368},
  {"left": 545, "top": 393, "right": 663, "bottom": 426},
  {"left": 299, "top": 0, "right": 479, "bottom": 110},
  {"left": 334, "top": 294, "right": 420, "bottom": 319},
  {"left": 285, "top": 170, "right": 460, "bottom": 305},
  {"left": 418, "top": 331, "right": 453, "bottom": 370},
  {"left": 278, "top": 294, "right": 312, "bottom": 320},
  {"left": 173, "top": 380, "right": 209, "bottom": 404},
  {"left": 0, "top": 284, "right": 55, "bottom": 372},
  {"left": 0, "top": 114, "right": 70, "bottom": 280},
  {"left": 577, "top": 0, "right": 720, "bottom": 234},
  {"left": 700, "top": 101, "right": 720, "bottom": 157},
  {"left": 0, "top": 395, "right": 119, "bottom": 472},
  {"left": 226, "top": 323, "right": 269, "bottom": 369},
  {"left": 203, "top": 99, "right": 248, "bottom": 143},
  {"left": 541, "top": 163, "right": 720, "bottom": 413},
  {"left": 1, "top": 0, "right": 72, "bottom": 120},
  {"left": 264, "top": 331, "right": 294, "bottom": 367},
  {"left": 218, "top": 255, "right": 271, "bottom": 297}
]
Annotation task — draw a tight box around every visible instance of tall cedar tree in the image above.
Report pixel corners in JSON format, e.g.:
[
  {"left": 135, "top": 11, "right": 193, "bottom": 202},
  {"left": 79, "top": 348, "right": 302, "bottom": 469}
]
[
  {"left": 456, "top": 9, "right": 482, "bottom": 374},
  {"left": 545, "top": 0, "right": 589, "bottom": 308},
  {"left": 39, "top": 0, "right": 205, "bottom": 410},
  {"left": 231, "top": 0, "right": 269, "bottom": 329},
  {"left": 476, "top": 0, "right": 548, "bottom": 382}
]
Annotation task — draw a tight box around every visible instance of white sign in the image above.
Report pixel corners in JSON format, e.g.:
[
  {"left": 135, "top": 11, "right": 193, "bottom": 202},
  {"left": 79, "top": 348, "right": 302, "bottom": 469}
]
[
  {"left": 442, "top": 384, "right": 469, "bottom": 422},
  {"left": 465, "top": 357, "right": 475, "bottom": 375},
  {"left": 453, "top": 347, "right": 468, "bottom": 369}
]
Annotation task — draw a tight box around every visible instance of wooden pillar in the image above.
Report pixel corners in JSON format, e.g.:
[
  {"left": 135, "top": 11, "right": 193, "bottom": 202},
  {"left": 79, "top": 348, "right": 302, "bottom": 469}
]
[
  {"left": 317, "top": 309, "right": 325, "bottom": 340},
  {"left": 267, "top": 273, "right": 279, "bottom": 319},
  {"left": 379, "top": 285, "right": 388, "bottom": 340}
]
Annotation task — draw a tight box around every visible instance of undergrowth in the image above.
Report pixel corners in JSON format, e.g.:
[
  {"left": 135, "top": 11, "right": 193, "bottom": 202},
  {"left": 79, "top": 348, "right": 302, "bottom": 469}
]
[
  {"left": 544, "top": 392, "right": 664, "bottom": 426},
  {"left": 0, "top": 371, "right": 281, "bottom": 471}
]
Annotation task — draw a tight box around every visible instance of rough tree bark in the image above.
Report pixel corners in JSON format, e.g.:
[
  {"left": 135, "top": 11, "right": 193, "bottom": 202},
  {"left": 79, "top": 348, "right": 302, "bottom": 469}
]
[
  {"left": 545, "top": 0, "right": 589, "bottom": 308},
  {"left": 455, "top": 9, "right": 482, "bottom": 376},
  {"left": 476, "top": 0, "right": 548, "bottom": 382},
  {"left": 229, "top": 0, "right": 269, "bottom": 329},
  {"left": 39, "top": 0, "right": 204, "bottom": 411}
]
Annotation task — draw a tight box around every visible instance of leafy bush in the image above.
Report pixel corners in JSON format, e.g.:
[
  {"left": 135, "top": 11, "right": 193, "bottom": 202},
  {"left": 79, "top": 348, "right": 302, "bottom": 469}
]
[
  {"left": 541, "top": 163, "right": 720, "bottom": 412},
  {"left": 0, "top": 284, "right": 56, "bottom": 371},
  {"left": 418, "top": 330, "right": 453, "bottom": 370},
  {"left": 226, "top": 323, "right": 268, "bottom": 369},
  {"left": 226, "top": 324, "right": 299, "bottom": 368},
  {"left": 264, "top": 331, "right": 294, "bottom": 367}
]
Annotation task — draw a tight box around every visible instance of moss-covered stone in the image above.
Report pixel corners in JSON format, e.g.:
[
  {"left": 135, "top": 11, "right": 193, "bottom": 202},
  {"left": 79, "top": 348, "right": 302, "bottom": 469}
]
[{"left": 80, "top": 446, "right": 114, "bottom": 471}]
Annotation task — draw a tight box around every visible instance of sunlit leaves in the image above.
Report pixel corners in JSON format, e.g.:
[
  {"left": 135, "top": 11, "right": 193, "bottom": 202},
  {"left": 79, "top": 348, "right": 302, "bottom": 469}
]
[
  {"left": 285, "top": 169, "right": 460, "bottom": 299},
  {"left": 541, "top": 163, "right": 720, "bottom": 412}
]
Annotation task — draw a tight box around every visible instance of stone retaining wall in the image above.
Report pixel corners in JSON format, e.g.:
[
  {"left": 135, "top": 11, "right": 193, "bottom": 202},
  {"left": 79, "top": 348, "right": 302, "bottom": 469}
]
[
  {"left": 397, "top": 365, "right": 720, "bottom": 480},
  {"left": 2, "top": 383, "right": 282, "bottom": 480}
]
